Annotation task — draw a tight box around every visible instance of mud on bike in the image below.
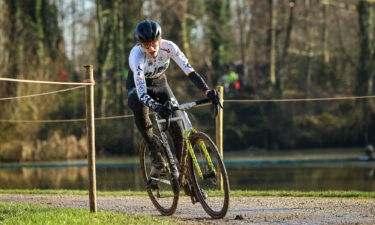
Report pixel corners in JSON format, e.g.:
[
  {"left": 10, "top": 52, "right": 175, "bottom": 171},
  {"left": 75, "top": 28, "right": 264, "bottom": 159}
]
[{"left": 139, "top": 98, "right": 230, "bottom": 219}]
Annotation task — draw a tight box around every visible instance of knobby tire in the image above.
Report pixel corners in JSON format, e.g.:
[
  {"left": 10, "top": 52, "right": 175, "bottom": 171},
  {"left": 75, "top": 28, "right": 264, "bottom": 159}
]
[
  {"left": 188, "top": 132, "right": 230, "bottom": 219},
  {"left": 139, "top": 138, "right": 179, "bottom": 216}
]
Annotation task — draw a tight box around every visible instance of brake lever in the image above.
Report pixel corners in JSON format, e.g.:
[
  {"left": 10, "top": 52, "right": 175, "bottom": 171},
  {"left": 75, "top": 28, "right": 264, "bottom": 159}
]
[
  {"left": 212, "top": 97, "right": 223, "bottom": 117},
  {"left": 213, "top": 104, "right": 218, "bottom": 117},
  {"left": 161, "top": 117, "right": 170, "bottom": 132},
  {"left": 218, "top": 100, "right": 223, "bottom": 109}
]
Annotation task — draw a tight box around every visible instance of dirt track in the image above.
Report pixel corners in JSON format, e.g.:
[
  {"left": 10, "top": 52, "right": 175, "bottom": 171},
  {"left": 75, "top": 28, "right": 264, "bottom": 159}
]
[{"left": 0, "top": 194, "right": 374, "bottom": 225}]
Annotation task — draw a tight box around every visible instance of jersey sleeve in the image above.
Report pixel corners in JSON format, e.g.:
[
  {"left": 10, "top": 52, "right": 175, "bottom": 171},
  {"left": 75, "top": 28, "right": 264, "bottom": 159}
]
[
  {"left": 167, "top": 41, "right": 195, "bottom": 75},
  {"left": 129, "top": 48, "right": 160, "bottom": 110}
]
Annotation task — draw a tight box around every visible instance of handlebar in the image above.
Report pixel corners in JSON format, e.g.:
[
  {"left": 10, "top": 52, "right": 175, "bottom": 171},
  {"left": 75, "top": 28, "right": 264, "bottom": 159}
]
[
  {"left": 172, "top": 98, "right": 211, "bottom": 112},
  {"left": 158, "top": 98, "right": 220, "bottom": 132}
]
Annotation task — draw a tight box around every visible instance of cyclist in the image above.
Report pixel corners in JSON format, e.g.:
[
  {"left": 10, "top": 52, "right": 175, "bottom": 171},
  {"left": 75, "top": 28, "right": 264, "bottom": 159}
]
[{"left": 126, "top": 20, "right": 220, "bottom": 178}]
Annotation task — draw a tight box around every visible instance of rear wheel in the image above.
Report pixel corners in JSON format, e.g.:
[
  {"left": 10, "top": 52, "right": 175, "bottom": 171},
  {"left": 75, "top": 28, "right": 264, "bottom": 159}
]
[
  {"left": 139, "top": 137, "right": 179, "bottom": 216},
  {"left": 188, "top": 132, "right": 230, "bottom": 219}
]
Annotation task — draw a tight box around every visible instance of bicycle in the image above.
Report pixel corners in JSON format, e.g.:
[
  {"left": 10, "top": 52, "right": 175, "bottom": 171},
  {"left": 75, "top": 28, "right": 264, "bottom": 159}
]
[{"left": 139, "top": 98, "right": 230, "bottom": 219}]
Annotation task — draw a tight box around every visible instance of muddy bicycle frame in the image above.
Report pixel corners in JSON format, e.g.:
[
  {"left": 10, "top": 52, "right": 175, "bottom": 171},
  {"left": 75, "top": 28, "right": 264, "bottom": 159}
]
[{"left": 154, "top": 99, "right": 217, "bottom": 191}]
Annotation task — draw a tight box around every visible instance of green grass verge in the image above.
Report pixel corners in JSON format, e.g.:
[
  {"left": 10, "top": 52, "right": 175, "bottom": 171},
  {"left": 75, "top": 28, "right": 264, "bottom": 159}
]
[
  {"left": 0, "top": 189, "right": 145, "bottom": 196},
  {"left": 0, "top": 189, "right": 374, "bottom": 198},
  {"left": 0, "top": 202, "right": 177, "bottom": 225},
  {"left": 230, "top": 190, "right": 375, "bottom": 198}
]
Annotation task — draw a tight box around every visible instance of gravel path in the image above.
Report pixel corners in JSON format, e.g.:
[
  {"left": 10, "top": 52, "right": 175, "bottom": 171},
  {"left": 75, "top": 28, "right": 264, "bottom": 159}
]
[{"left": 0, "top": 194, "right": 374, "bottom": 225}]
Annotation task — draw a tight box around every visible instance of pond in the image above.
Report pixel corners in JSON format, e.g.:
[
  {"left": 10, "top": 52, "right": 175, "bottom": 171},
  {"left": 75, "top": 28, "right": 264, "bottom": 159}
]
[{"left": 0, "top": 159, "right": 374, "bottom": 191}]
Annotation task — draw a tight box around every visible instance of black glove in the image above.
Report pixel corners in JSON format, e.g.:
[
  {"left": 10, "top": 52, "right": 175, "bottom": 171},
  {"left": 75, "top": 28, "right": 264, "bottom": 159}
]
[
  {"left": 206, "top": 89, "right": 220, "bottom": 105},
  {"left": 155, "top": 104, "right": 172, "bottom": 119}
]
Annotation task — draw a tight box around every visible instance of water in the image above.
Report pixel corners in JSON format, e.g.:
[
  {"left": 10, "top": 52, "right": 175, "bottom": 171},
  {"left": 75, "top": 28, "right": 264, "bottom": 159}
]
[{"left": 0, "top": 160, "right": 374, "bottom": 191}]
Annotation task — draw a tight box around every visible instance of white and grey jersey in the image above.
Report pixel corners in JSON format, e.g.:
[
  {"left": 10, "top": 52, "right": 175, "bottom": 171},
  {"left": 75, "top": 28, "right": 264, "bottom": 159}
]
[{"left": 129, "top": 39, "right": 195, "bottom": 110}]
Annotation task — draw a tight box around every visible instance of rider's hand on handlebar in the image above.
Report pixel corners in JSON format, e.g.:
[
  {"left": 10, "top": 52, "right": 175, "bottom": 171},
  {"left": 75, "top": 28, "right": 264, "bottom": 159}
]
[
  {"left": 155, "top": 104, "right": 172, "bottom": 119},
  {"left": 206, "top": 89, "right": 223, "bottom": 108}
]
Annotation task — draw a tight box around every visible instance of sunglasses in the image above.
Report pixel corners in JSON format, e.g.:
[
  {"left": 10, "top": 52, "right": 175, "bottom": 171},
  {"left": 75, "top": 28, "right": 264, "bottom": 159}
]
[{"left": 140, "top": 40, "right": 159, "bottom": 49}]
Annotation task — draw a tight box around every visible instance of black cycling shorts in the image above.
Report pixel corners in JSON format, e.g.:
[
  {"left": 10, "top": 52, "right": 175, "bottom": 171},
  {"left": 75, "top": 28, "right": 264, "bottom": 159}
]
[{"left": 126, "top": 71, "right": 184, "bottom": 160}]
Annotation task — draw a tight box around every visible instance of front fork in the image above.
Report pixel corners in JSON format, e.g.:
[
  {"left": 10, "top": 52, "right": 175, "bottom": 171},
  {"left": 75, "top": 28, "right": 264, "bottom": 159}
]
[{"left": 183, "top": 130, "right": 216, "bottom": 181}]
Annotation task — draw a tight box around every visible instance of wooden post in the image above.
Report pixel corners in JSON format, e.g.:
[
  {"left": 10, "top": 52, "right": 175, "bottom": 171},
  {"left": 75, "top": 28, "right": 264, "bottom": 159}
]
[
  {"left": 215, "top": 86, "right": 224, "bottom": 190},
  {"left": 85, "top": 65, "right": 97, "bottom": 213}
]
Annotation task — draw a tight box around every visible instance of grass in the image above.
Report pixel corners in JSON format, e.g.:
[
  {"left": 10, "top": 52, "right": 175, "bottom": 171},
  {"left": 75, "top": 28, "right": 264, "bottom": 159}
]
[
  {"left": 229, "top": 190, "right": 375, "bottom": 198},
  {"left": 0, "top": 202, "right": 178, "bottom": 225},
  {"left": 0, "top": 189, "right": 374, "bottom": 199},
  {"left": 0, "top": 189, "right": 145, "bottom": 196},
  {"left": 0, "top": 189, "right": 373, "bottom": 225}
]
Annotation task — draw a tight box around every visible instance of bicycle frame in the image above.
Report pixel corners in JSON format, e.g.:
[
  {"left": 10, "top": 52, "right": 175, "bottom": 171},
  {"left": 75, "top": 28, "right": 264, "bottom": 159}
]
[
  {"left": 142, "top": 98, "right": 229, "bottom": 219},
  {"left": 155, "top": 102, "right": 217, "bottom": 186}
]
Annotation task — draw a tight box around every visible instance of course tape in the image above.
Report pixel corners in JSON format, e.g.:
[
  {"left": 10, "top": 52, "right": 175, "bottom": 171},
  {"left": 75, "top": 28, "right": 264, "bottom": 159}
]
[
  {"left": 0, "top": 86, "right": 85, "bottom": 101},
  {"left": 1, "top": 95, "right": 374, "bottom": 123},
  {"left": 0, "top": 77, "right": 94, "bottom": 86},
  {"left": 0, "top": 115, "right": 136, "bottom": 123},
  {"left": 224, "top": 95, "right": 375, "bottom": 103}
]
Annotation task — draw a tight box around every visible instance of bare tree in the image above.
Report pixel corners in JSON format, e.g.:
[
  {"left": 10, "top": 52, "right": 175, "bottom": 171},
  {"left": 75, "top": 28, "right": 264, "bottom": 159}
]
[
  {"left": 269, "top": 0, "right": 277, "bottom": 86},
  {"left": 276, "top": 0, "right": 295, "bottom": 97},
  {"left": 234, "top": 0, "right": 254, "bottom": 86},
  {"left": 355, "top": 0, "right": 374, "bottom": 143}
]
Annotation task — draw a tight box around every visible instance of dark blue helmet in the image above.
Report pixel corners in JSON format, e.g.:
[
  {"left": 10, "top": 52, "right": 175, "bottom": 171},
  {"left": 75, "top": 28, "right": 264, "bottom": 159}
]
[{"left": 135, "top": 20, "right": 162, "bottom": 42}]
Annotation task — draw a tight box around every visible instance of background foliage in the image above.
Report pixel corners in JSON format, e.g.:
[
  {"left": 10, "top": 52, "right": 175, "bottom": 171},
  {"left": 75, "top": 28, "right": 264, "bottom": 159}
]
[{"left": 0, "top": 0, "right": 374, "bottom": 161}]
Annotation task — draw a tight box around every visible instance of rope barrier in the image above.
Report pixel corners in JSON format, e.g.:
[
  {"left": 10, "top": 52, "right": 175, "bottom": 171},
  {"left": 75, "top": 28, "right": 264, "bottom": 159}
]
[
  {"left": 0, "top": 77, "right": 94, "bottom": 86},
  {"left": 0, "top": 114, "right": 135, "bottom": 123},
  {"left": 0, "top": 86, "right": 85, "bottom": 101},
  {"left": 224, "top": 95, "right": 375, "bottom": 103},
  {"left": 96, "top": 115, "right": 134, "bottom": 120},
  {"left": 0, "top": 118, "right": 86, "bottom": 123},
  {"left": 0, "top": 105, "right": 213, "bottom": 123},
  {"left": 0, "top": 95, "right": 374, "bottom": 123}
]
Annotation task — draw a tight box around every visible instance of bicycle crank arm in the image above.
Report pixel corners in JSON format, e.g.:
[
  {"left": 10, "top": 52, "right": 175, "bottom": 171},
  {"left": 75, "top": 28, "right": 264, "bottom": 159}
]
[{"left": 150, "top": 177, "right": 171, "bottom": 185}]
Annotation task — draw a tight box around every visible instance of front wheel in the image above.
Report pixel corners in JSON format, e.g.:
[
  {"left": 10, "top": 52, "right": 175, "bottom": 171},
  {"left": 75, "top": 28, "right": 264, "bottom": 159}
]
[
  {"left": 139, "top": 137, "right": 179, "bottom": 216},
  {"left": 188, "top": 132, "right": 230, "bottom": 219}
]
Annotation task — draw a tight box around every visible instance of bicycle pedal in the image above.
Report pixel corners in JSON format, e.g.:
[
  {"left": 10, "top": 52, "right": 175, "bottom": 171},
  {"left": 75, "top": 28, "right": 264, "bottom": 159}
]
[
  {"left": 186, "top": 185, "right": 199, "bottom": 204},
  {"left": 182, "top": 183, "right": 192, "bottom": 196},
  {"left": 199, "top": 189, "right": 208, "bottom": 200},
  {"left": 146, "top": 179, "right": 159, "bottom": 190},
  {"left": 202, "top": 191, "right": 208, "bottom": 200},
  {"left": 190, "top": 194, "right": 199, "bottom": 204}
]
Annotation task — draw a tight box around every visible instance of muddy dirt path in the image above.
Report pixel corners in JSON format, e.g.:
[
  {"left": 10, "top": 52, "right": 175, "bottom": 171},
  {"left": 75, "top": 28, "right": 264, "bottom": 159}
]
[{"left": 1, "top": 194, "right": 374, "bottom": 225}]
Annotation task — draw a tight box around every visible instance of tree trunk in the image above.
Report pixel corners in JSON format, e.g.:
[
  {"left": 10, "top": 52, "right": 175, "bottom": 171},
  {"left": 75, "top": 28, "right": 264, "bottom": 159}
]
[
  {"left": 235, "top": 0, "right": 253, "bottom": 86},
  {"left": 115, "top": 0, "right": 126, "bottom": 114},
  {"left": 322, "top": 2, "right": 330, "bottom": 64},
  {"left": 96, "top": 0, "right": 110, "bottom": 116},
  {"left": 356, "top": 1, "right": 374, "bottom": 97},
  {"left": 0, "top": 0, "right": 7, "bottom": 69},
  {"left": 276, "top": 0, "right": 295, "bottom": 98},
  {"left": 35, "top": 0, "right": 45, "bottom": 68},
  {"left": 180, "top": 0, "right": 191, "bottom": 60},
  {"left": 71, "top": 0, "right": 78, "bottom": 71},
  {"left": 303, "top": 0, "right": 313, "bottom": 98},
  {"left": 8, "top": 0, "right": 23, "bottom": 78},
  {"left": 269, "top": 0, "right": 277, "bottom": 86},
  {"left": 205, "top": 0, "right": 231, "bottom": 77},
  {"left": 355, "top": 0, "right": 374, "bottom": 143}
]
